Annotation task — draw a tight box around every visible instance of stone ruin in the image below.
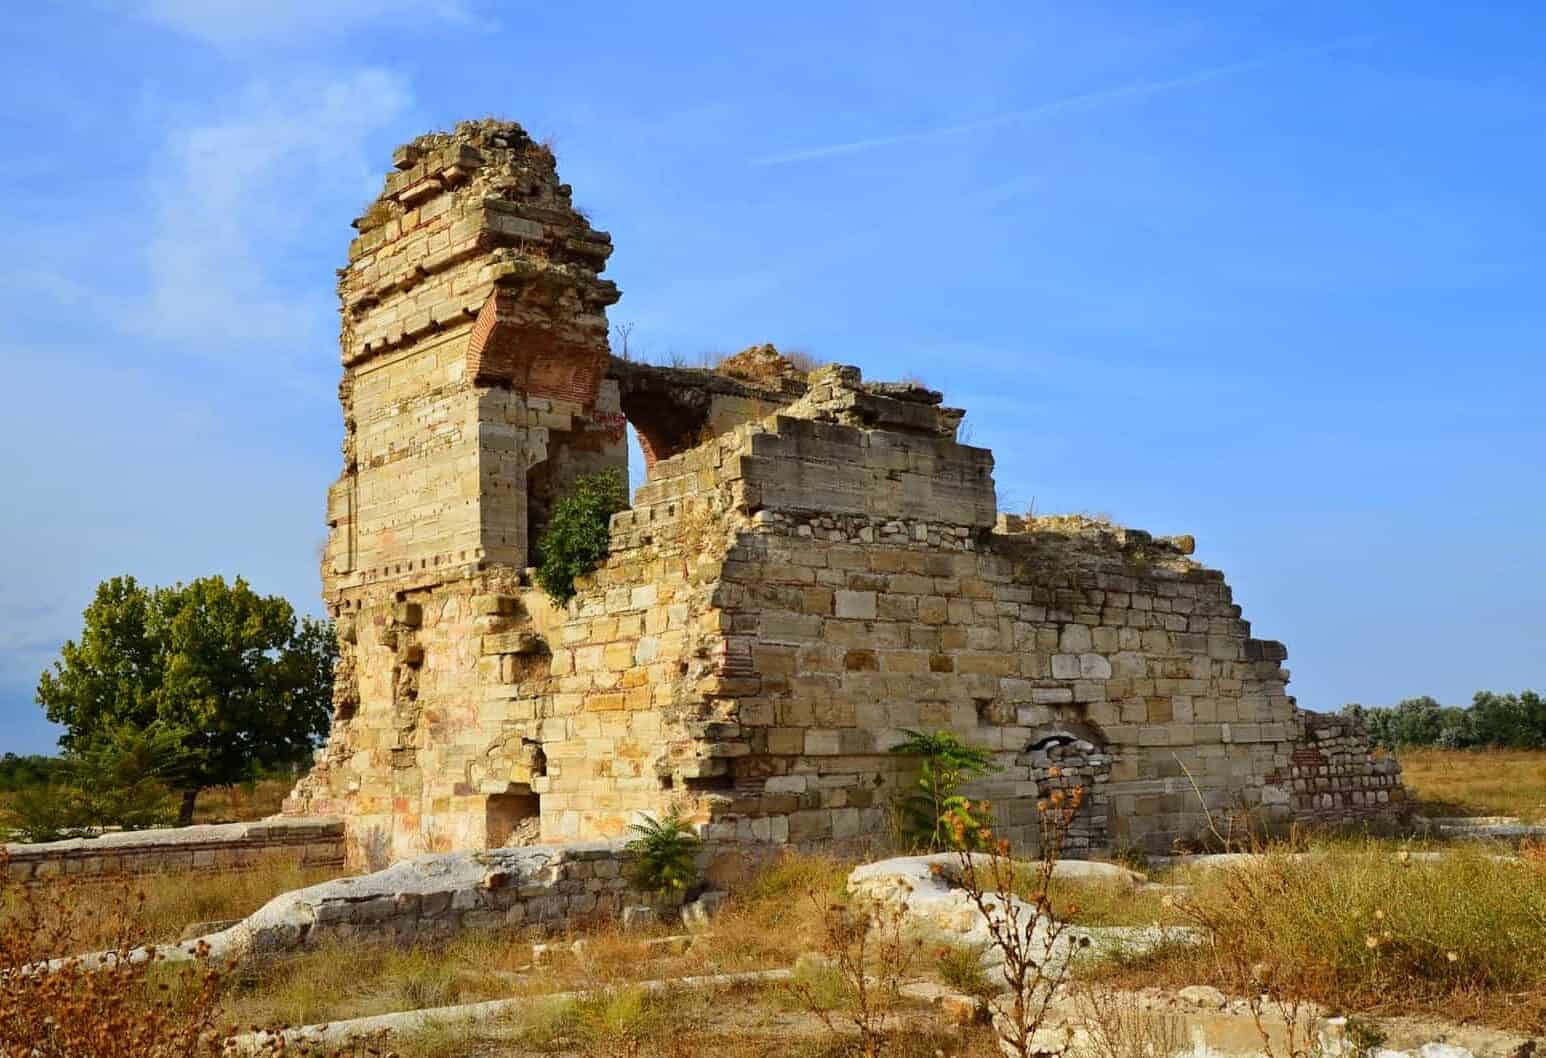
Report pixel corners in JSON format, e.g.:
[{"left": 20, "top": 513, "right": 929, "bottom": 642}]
[{"left": 284, "top": 119, "right": 1405, "bottom": 867}]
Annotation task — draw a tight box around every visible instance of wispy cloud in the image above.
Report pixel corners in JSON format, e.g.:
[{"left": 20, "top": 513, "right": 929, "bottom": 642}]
[
  {"left": 751, "top": 35, "right": 1378, "bottom": 167},
  {"left": 135, "top": 0, "right": 476, "bottom": 45},
  {"left": 131, "top": 69, "right": 412, "bottom": 390}
]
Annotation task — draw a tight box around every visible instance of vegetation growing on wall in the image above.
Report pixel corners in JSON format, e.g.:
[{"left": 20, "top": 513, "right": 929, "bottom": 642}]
[
  {"left": 534, "top": 469, "right": 629, "bottom": 604},
  {"left": 623, "top": 812, "right": 701, "bottom": 894}
]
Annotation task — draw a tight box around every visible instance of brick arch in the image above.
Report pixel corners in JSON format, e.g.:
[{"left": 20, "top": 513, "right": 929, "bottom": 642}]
[
  {"left": 618, "top": 388, "right": 710, "bottom": 475},
  {"left": 466, "top": 290, "right": 607, "bottom": 405}
]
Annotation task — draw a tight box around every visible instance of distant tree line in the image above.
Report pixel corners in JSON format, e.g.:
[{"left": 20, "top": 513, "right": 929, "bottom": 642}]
[
  {"left": 0, "top": 754, "right": 66, "bottom": 793},
  {"left": 1341, "top": 691, "right": 1545, "bottom": 750}
]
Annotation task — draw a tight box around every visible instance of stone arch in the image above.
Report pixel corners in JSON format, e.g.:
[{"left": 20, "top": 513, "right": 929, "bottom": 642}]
[{"left": 1016, "top": 726, "right": 1113, "bottom": 858}]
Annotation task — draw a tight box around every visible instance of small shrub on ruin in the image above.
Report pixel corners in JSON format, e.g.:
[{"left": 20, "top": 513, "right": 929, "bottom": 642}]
[
  {"left": 535, "top": 469, "right": 629, "bottom": 603},
  {"left": 624, "top": 812, "right": 701, "bottom": 895},
  {"left": 889, "top": 729, "right": 1000, "bottom": 852}
]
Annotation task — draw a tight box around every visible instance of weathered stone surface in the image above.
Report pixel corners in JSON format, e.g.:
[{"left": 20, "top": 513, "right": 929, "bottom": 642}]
[
  {"left": 2, "top": 818, "right": 344, "bottom": 882},
  {"left": 287, "top": 118, "right": 1404, "bottom": 868}
]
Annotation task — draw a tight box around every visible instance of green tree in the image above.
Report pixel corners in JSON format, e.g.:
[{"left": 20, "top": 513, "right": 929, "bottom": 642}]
[
  {"left": 36, "top": 575, "right": 336, "bottom": 824},
  {"left": 890, "top": 729, "right": 1000, "bottom": 851},
  {"left": 0, "top": 723, "right": 193, "bottom": 841},
  {"left": 534, "top": 469, "right": 629, "bottom": 603},
  {"left": 1471, "top": 690, "right": 1546, "bottom": 748},
  {"left": 1387, "top": 696, "right": 1444, "bottom": 748}
]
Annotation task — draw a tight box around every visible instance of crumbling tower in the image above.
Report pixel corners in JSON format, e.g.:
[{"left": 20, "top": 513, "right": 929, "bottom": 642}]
[{"left": 287, "top": 121, "right": 628, "bottom": 862}]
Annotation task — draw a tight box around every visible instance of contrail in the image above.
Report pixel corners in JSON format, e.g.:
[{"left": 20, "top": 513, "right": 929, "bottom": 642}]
[{"left": 750, "top": 34, "right": 1378, "bottom": 167}]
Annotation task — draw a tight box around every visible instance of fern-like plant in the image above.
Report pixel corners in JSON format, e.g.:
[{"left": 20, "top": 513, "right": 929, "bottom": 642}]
[
  {"left": 534, "top": 469, "right": 629, "bottom": 604},
  {"left": 624, "top": 812, "right": 702, "bottom": 894},
  {"left": 889, "top": 729, "right": 1000, "bottom": 851}
]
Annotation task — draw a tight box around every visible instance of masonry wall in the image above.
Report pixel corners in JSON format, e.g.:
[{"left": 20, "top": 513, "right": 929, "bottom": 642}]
[
  {"left": 1, "top": 819, "right": 344, "bottom": 884},
  {"left": 292, "top": 120, "right": 1403, "bottom": 865},
  {"left": 517, "top": 375, "right": 1407, "bottom": 856}
]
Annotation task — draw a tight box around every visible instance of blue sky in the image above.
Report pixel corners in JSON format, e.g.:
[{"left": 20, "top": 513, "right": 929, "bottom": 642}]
[{"left": 2, "top": 2, "right": 1542, "bottom": 754}]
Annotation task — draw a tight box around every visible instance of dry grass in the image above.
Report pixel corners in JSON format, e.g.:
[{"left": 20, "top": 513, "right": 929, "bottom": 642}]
[
  {"left": 1, "top": 859, "right": 344, "bottom": 957},
  {"left": 221, "top": 852, "right": 854, "bottom": 1030},
  {"left": 1398, "top": 748, "right": 1546, "bottom": 822},
  {"left": 1086, "top": 839, "right": 1546, "bottom": 1033},
  {"left": 1043, "top": 878, "right": 1188, "bottom": 928},
  {"left": 191, "top": 778, "right": 295, "bottom": 824}
]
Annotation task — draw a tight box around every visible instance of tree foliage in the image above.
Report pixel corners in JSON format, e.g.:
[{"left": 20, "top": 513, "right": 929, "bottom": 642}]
[
  {"left": 0, "top": 724, "right": 189, "bottom": 841},
  {"left": 1342, "top": 689, "right": 1545, "bottom": 750},
  {"left": 35, "top": 575, "right": 336, "bottom": 822},
  {"left": 889, "top": 728, "right": 1000, "bottom": 851},
  {"left": 0, "top": 754, "right": 65, "bottom": 793},
  {"left": 534, "top": 469, "right": 629, "bottom": 603}
]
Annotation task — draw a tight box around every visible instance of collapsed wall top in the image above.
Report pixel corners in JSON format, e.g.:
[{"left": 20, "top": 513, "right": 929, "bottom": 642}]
[
  {"left": 323, "top": 120, "right": 627, "bottom": 595},
  {"left": 339, "top": 119, "right": 619, "bottom": 397}
]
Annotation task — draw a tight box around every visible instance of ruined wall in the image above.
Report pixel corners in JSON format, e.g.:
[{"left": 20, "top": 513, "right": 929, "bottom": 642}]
[
  {"left": 509, "top": 365, "right": 1405, "bottom": 855},
  {"left": 2, "top": 819, "right": 344, "bottom": 884},
  {"left": 292, "top": 120, "right": 1403, "bottom": 865},
  {"left": 288, "top": 121, "right": 630, "bottom": 865}
]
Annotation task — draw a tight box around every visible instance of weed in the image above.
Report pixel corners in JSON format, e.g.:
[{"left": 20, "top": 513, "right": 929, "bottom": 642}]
[
  {"left": 788, "top": 891, "right": 922, "bottom": 1058},
  {"left": 948, "top": 783, "right": 1086, "bottom": 1058},
  {"left": 889, "top": 729, "right": 999, "bottom": 852},
  {"left": 933, "top": 941, "right": 995, "bottom": 1000},
  {"left": 624, "top": 812, "right": 701, "bottom": 894},
  {"left": 1072, "top": 984, "right": 1185, "bottom": 1058}
]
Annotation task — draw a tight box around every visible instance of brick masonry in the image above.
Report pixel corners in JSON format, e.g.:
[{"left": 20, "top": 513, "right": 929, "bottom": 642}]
[{"left": 285, "top": 120, "right": 1405, "bottom": 866}]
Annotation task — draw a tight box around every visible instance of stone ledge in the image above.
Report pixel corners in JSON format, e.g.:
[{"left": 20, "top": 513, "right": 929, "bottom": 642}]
[{"left": 2, "top": 818, "right": 345, "bottom": 881}]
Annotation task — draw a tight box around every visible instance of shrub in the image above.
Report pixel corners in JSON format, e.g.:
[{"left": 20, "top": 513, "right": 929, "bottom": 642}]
[
  {"left": 1173, "top": 841, "right": 1546, "bottom": 1031},
  {"left": 624, "top": 813, "right": 701, "bottom": 894},
  {"left": 0, "top": 865, "right": 232, "bottom": 1057},
  {"left": 534, "top": 469, "right": 629, "bottom": 603},
  {"left": 889, "top": 729, "right": 999, "bottom": 851}
]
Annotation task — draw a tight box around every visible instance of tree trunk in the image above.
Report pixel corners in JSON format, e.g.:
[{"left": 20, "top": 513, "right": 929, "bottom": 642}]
[{"left": 178, "top": 788, "right": 198, "bottom": 826}]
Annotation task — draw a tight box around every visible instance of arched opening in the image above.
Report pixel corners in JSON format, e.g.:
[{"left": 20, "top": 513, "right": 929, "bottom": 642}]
[
  {"left": 1016, "top": 730, "right": 1112, "bottom": 858},
  {"left": 619, "top": 388, "right": 709, "bottom": 478},
  {"left": 626, "top": 422, "right": 646, "bottom": 495}
]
